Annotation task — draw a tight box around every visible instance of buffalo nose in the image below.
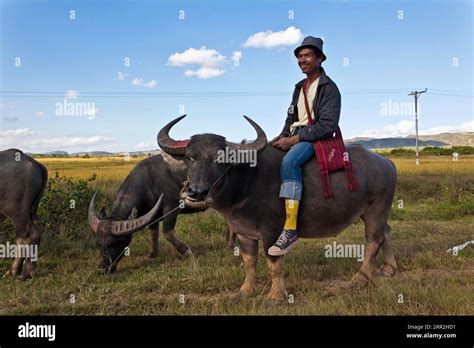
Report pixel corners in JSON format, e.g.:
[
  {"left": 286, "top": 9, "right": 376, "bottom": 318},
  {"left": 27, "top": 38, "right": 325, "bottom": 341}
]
[{"left": 187, "top": 184, "right": 209, "bottom": 200}]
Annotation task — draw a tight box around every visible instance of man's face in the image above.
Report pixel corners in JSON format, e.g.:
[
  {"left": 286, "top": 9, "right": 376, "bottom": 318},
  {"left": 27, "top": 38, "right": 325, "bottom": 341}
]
[{"left": 297, "top": 48, "right": 322, "bottom": 75}]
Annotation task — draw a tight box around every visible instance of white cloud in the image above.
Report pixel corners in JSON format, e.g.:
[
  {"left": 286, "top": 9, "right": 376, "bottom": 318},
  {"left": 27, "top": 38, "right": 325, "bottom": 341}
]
[
  {"left": 168, "top": 46, "right": 226, "bottom": 68},
  {"left": 232, "top": 51, "right": 242, "bottom": 63},
  {"left": 168, "top": 46, "right": 227, "bottom": 79},
  {"left": 184, "top": 67, "right": 224, "bottom": 79},
  {"left": 142, "top": 80, "right": 158, "bottom": 88},
  {"left": 0, "top": 128, "right": 36, "bottom": 137},
  {"left": 357, "top": 120, "right": 474, "bottom": 138},
  {"left": 131, "top": 78, "right": 158, "bottom": 88},
  {"left": 358, "top": 120, "right": 415, "bottom": 138},
  {"left": 243, "top": 26, "right": 303, "bottom": 49},
  {"left": 34, "top": 111, "right": 45, "bottom": 117},
  {"left": 0, "top": 128, "right": 116, "bottom": 153},
  {"left": 117, "top": 72, "right": 126, "bottom": 80},
  {"left": 64, "top": 90, "right": 80, "bottom": 99},
  {"left": 131, "top": 78, "right": 144, "bottom": 85},
  {"left": 27, "top": 136, "right": 115, "bottom": 147},
  {"left": 422, "top": 120, "right": 474, "bottom": 135}
]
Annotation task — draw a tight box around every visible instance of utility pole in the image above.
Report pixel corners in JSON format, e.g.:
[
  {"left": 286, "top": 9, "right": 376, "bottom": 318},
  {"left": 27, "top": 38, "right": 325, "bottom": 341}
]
[{"left": 408, "top": 88, "right": 427, "bottom": 165}]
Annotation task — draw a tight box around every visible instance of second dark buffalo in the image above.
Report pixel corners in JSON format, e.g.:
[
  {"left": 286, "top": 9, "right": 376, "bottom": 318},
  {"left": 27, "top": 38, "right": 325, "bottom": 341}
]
[
  {"left": 88, "top": 153, "right": 207, "bottom": 273},
  {"left": 0, "top": 148, "right": 48, "bottom": 280}
]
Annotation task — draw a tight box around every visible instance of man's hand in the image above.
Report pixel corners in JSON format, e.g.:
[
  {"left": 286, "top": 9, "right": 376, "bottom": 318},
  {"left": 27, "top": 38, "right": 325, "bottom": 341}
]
[
  {"left": 273, "top": 135, "right": 300, "bottom": 151},
  {"left": 270, "top": 134, "right": 286, "bottom": 144}
]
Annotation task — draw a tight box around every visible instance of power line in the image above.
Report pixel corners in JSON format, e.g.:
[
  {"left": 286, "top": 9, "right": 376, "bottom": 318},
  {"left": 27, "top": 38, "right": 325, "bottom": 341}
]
[
  {"left": 428, "top": 92, "right": 474, "bottom": 98},
  {"left": 408, "top": 89, "right": 427, "bottom": 166},
  {"left": 0, "top": 88, "right": 411, "bottom": 94},
  {"left": 429, "top": 88, "right": 473, "bottom": 95},
  {"left": 0, "top": 89, "right": 471, "bottom": 98}
]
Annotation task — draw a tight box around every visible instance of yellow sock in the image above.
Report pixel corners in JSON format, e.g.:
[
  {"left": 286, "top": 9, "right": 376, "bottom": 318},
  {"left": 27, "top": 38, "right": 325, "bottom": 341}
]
[{"left": 283, "top": 199, "right": 299, "bottom": 230}]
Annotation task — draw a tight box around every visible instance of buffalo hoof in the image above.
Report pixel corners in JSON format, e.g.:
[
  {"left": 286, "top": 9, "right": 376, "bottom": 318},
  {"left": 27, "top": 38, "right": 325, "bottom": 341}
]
[
  {"left": 149, "top": 251, "right": 158, "bottom": 259},
  {"left": 237, "top": 285, "right": 256, "bottom": 300},
  {"left": 378, "top": 270, "right": 392, "bottom": 278},
  {"left": 266, "top": 291, "right": 286, "bottom": 303},
  {"left": 181, "top": 249, "right": 193, "bottom": 258},
  {"left": 377, "top": 264, "right": 397, "bottom": 278}
]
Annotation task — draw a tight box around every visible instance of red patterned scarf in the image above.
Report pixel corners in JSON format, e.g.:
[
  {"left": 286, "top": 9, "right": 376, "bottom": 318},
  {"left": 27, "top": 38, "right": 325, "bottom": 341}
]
[{"left": 302, "top": 78, "right": 358, "bottom": 199}]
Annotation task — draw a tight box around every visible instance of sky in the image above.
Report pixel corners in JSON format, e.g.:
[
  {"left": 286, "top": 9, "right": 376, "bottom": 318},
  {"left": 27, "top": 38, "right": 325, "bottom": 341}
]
[{"left": 0, "top": 0, "right": 472, "bottom": 153}]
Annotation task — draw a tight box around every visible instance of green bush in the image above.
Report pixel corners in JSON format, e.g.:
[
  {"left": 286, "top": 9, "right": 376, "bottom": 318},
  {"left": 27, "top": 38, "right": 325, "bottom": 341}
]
[
  {"left": 392, "top": 174, "right": 474, "bottom": 220},
  {"left": 377, "top": 146, "right": 474, "bottom": 157},
  {"left": 421, "top": 146, "right": 474, "bottom": 156},
  {"left": 434, "top": 195, "right": 474, "bottom": 219},
  {"left": 0, "top": 172, "right": 99, "bottom": 255},
  {"left": 36, "top": 172, "right": 98, "bottom": 254},
  {"left": 390, "top": 148, "right": 416, "bottom": 156}
]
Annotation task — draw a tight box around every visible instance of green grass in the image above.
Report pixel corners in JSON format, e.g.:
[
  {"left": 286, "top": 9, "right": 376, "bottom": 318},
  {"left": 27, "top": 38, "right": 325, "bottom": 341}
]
[
  {"left": 0, "top": 156, "right": 473, "bottom": 315},
  {"left": 1, "top": 214, "right": 472, "bottom": 315}
]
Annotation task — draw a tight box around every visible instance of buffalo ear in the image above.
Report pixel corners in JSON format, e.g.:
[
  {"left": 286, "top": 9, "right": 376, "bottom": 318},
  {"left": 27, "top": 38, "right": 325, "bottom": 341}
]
[
  {"left": 128, "top": 207, "right": 138, "bottom": 220},
  {"left": 98, "top": 207, "right": 107, "bottom": 219}
]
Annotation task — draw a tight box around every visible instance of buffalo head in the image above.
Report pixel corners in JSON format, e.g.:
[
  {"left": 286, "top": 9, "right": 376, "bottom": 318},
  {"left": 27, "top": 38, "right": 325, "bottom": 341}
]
[
  {"left": 88, "top": 192, "right": 163, "bottom": 273},
  {"left": 157, "top": 115, "right": 267, "bottom": 206}
]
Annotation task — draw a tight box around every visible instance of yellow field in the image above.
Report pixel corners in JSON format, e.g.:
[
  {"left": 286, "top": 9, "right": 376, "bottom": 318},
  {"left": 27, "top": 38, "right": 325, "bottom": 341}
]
[
  {"left": 36, "top": 154, "right": 474, "bottom": 180},
  {"left": 38, "top": 156, "right": 144, "bottom": 181},
  {"left": 391, "top": 155, "right": 474, "bottom": 175}
]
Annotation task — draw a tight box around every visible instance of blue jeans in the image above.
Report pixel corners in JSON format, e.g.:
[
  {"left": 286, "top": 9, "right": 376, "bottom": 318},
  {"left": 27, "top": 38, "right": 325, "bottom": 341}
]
[{"left": 279, "top": 142, "right": 315, "bottom": 200}]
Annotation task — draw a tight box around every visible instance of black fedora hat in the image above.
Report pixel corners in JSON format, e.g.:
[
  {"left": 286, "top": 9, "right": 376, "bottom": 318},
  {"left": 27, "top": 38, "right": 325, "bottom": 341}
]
[{"left": 294, "top": 36, "right": 326, "bottom": 62}]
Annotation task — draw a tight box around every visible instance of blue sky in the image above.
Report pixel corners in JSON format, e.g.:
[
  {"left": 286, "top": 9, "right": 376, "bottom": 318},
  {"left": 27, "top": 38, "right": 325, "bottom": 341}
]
[{"left": 0, "top": 0, "right": 472, "bottom": 153}]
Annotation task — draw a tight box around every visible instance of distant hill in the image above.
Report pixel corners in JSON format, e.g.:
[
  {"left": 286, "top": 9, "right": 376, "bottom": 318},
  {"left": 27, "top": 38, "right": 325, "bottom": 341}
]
[
  {"left": 347, "top": 138, "right": 447, "bottom": 149},
  {"left": 119, "top": 150, "right": 160, "bottom": 156},
  {"left": 45, "top": 151, "right": 69, "bottom": 156},
  {"left": 71, "top": 151, "right": 115, "bottom": 157},
  {"left": 415, "top": 132, "right": 473, "bottom": 146},
  {"left": 347, "top": 132, "right": 473, "bottom": 149}
]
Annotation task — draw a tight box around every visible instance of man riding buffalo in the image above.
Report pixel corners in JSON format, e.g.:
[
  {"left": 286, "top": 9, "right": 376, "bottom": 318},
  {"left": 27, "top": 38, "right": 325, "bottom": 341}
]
[{"left": 270, "top": 36, "right": 342, "bottom": 256}]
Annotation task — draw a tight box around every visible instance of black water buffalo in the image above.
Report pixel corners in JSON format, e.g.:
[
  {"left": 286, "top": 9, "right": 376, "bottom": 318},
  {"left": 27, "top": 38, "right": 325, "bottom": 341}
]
[
  {"left": 0, "top": 149, "right": 48, "bottom": 280},
  {"left": 157, "top": 115, "right": 398, "bottom": 301},
  {"left": 88, "top": 152, "right": 210, "bottom": 273}
]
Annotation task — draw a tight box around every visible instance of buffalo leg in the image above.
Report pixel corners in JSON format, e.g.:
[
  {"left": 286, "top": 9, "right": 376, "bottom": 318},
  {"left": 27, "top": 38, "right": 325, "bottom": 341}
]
[
  {"left": 237, "top": 234, "right": 258, "bottom": 298},
  {"left": 352, "top": 213, "right": 386, "bottom": 285},
  {"left": 19, "top": 220, "right": 42, "bottom": 280},
  {"left": 162, "top": 214, "right": 192, "bottom": 257},
  {"left": 6, "top": 218, "right": 41, "bottom": 280},
  {"left": 4, "top": 216, "right": 28, "bottom": 278},
  {"left": 7, "top": 238, "right": 25, "bottom": 277},
  {"left": 0, "top": 215, "right": 23, "bottom": 278},
  {"left": 378, "top": 223, "right": 398, "bottom": 277},
  {"left": 149, "top": 222, "right": 160, "bottom": 259},
  {"left": 265, "top": 255, "right": 286, "bottom": 301}
]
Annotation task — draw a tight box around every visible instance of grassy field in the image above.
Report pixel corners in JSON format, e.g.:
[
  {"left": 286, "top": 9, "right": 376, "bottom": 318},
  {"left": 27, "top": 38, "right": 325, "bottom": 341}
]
[{"left": 0, "top": 155, "right": 473, "bottom": 315}]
